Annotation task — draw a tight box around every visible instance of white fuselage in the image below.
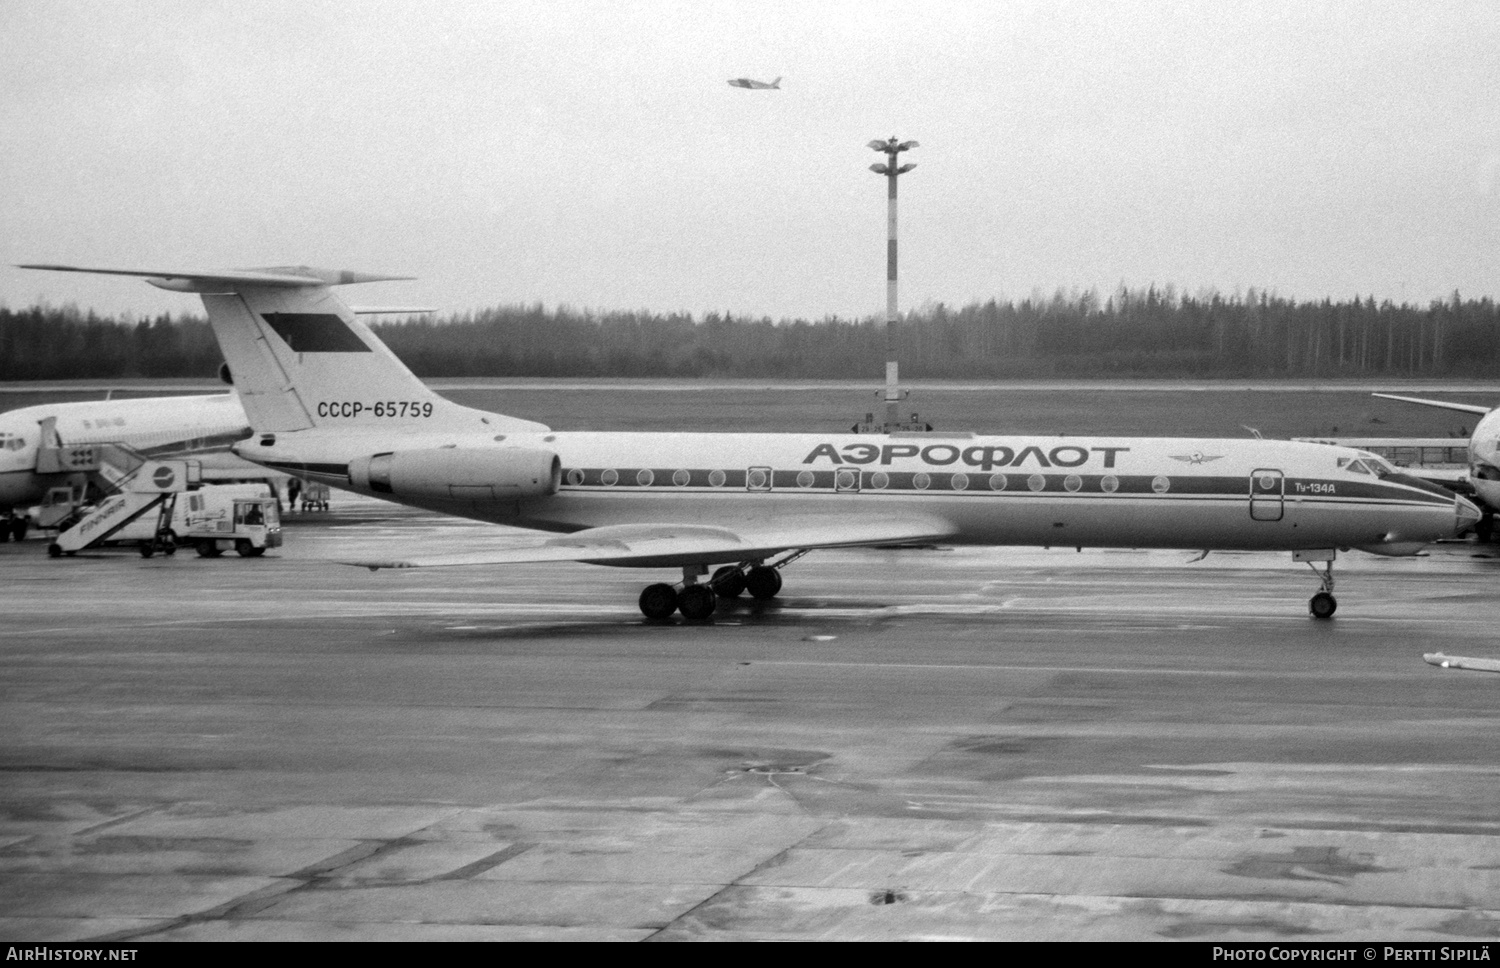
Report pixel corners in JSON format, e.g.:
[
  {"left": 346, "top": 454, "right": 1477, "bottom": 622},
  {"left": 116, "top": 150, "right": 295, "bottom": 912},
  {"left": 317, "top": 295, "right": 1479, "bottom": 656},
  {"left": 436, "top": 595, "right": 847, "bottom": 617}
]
[
  {"left": 0, "top": 393, "right": 254, "bottom": 511},
  {"left": 240, "top": 429, "right": 1473, "bottom": 561},
  {"left": 1466, "top": 409, "right": 1500, "bottom": 509}
]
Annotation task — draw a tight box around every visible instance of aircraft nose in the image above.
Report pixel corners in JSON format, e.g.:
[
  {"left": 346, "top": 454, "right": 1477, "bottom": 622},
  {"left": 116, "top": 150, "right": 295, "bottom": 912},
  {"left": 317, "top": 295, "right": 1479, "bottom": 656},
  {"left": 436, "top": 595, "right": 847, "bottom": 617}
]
[{"left": 1456, "top": 495, "right": 1483, "bottom": 535}]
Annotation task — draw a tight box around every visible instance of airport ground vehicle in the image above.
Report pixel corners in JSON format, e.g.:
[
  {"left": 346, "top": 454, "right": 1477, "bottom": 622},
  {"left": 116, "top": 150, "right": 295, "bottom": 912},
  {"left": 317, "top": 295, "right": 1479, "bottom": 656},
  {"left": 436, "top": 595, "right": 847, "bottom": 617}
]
[
  {"left": 294, "top": 479, "right": 330, "bottom": 512},
  {"left": 185, "top": 488, "right": 282, "bottom": 557},
  {"left": 141, "top": 484, "right": 281, "bottom": 558},
  {"left": 45, "top": 482, "right": 281, "bottom": 558}
]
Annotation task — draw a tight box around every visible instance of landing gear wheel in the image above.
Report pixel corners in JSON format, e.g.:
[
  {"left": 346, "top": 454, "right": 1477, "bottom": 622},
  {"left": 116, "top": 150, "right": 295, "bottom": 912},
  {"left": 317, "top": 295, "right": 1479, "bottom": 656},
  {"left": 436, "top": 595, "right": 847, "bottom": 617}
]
[
  {"left": 639, "top": 583, "right": 679, "bottom": 619},
  {"left": 678, "top": 584, "right": 718, "bottom": 621},
  {"left": 1309, "top": 592, "right": 1337, "bottom": 620},
  {"left": 711, "top": 565, "right": 746, "bottom": 598},
  {"left": 47, "top": 542, "right": 61, "bottom": 558},
  {"left": 745, "top": 565, "right": 782, "bottom": 600}
]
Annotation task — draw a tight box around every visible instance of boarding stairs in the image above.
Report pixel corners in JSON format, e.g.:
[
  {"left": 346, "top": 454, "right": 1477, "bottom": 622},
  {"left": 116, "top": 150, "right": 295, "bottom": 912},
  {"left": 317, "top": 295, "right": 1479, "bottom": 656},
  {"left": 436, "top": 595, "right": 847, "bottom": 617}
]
[{"left": 39, "top": 435, "right": 201, "bottom": 556}]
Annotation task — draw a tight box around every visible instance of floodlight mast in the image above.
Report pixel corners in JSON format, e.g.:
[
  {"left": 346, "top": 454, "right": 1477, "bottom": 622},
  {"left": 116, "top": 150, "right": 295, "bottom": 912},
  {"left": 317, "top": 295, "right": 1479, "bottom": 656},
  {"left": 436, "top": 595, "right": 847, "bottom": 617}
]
[{"left": 868, "top": 136, "right": 920, "bottom": 432}]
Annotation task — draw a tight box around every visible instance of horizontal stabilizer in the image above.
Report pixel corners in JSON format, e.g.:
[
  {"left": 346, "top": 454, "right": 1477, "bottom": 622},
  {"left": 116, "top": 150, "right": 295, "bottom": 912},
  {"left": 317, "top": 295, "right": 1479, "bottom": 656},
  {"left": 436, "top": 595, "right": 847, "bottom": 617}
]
[
  {"left": 345, "top": 515, "right": 956, "bottom": 570},
  {"left": 18, "top": 263, "right": 412, "bottom": 292}
]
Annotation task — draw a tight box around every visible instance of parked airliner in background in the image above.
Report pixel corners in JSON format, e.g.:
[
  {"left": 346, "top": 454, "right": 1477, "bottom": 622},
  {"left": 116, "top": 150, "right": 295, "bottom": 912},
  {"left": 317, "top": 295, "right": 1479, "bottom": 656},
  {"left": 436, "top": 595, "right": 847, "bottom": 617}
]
[
  {"left": 728, "top": 76, "right": 780, "bottom": 89},
  {"left": 1298, "top": 393, "right": 1500, "bottom": 541},
  {"left": 1372, "top": 393, "right": 1500, "bottom": 529},
  {"left": 0, "top": 391, "right": 262, "bottom": 541},
  {"left": 21, "top": 263, "right": 1480, "bottom": 620}
]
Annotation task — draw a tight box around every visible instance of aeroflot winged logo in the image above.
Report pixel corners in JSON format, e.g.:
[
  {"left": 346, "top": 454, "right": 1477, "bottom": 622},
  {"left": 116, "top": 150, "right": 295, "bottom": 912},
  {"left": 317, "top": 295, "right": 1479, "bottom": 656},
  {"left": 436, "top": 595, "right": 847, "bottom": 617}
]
[
  {"left": 803, "top": 441, "right": 1130, "bottom": 470},
  {"left": 260, "top": 313, "right": 372, "bottom": 353},
  {"left": 1169, "top": 451, "right": 1225, "bottom": 465}
]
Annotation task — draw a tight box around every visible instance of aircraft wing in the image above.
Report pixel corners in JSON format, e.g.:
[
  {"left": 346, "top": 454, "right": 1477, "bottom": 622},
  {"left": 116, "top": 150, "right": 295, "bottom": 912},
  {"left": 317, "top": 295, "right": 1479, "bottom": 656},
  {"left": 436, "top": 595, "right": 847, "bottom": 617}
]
[
  {"left": 344, "top": 515, "right": 956, "bottom": 571},
  {"left": 1373, "top": 393, "right": 1492, "bottom": 416}
]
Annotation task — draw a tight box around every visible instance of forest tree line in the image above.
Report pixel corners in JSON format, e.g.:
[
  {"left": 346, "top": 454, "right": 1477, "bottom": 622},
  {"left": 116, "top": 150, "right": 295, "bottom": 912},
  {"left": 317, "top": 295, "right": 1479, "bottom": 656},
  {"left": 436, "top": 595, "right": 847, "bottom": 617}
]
[{"left": 3, "top": 287, "right": 1498, "bottom": 381}]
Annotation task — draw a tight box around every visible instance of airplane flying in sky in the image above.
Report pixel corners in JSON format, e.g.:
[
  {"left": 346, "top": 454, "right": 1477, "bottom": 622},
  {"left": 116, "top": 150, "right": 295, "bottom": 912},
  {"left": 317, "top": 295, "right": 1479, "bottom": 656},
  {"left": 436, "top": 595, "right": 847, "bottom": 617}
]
[
  {"left": 21, "top": 263, "right": 1480, "bottom": 620},
  {"left": 0, "top": 391, "right": 261, "bottom": 541},
  {"left": 728, "top": 76, "right": 781, "bottom": 89}
]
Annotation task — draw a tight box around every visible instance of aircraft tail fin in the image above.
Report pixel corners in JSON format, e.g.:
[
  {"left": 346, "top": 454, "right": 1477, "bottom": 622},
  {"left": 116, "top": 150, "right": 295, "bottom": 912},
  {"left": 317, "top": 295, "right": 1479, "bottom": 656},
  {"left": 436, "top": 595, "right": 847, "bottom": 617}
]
[{"left": 18, "top": 264, "right": 548, "bottom": 435}]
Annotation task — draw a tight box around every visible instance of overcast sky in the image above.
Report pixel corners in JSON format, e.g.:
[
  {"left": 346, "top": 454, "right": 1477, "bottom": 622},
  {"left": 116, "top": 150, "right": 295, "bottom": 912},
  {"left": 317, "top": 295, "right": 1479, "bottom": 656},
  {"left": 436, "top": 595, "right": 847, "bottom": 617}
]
[{"left": 3, "top": 1, "right": 1497, "bottom": 321}]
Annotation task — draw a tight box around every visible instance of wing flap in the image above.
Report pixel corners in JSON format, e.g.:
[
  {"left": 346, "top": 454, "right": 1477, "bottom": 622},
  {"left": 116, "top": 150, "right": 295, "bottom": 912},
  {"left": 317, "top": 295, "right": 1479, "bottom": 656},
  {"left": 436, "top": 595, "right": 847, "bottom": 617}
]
[{"left": 344, "top": 516, "right": 956, "bottom": 570}]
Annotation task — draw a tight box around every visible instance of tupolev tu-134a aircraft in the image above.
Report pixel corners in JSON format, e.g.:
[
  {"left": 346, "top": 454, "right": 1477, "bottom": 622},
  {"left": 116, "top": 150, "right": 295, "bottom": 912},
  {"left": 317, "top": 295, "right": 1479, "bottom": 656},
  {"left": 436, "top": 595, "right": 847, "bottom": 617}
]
[{"left": 21, "top": 263, "right": 1481, "bottom": 621}]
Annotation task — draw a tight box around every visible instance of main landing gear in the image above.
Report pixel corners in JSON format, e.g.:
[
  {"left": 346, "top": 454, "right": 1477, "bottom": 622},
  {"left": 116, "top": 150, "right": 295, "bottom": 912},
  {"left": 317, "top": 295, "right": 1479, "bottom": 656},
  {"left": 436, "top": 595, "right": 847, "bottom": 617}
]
[
  {"left": 639, "top": 569, "right": 722, "bottom": 621},
  {"left": 637, "top": 552, "right": 805, "bottom": 621}
]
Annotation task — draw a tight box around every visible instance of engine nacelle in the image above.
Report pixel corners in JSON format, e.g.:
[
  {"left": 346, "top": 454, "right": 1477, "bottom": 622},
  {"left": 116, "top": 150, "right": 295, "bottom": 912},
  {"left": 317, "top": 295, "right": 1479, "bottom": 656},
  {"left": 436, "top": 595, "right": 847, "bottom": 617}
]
[{"left": 347, "top": 447, "right": 561, "bottom": 502}]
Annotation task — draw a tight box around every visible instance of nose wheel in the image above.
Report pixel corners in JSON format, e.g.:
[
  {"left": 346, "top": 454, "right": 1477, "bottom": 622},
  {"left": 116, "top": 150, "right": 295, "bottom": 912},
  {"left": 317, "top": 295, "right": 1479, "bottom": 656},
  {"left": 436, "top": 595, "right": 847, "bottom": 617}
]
[{"left": 1306, "top": 558, "right": 1337, "bottom": 619}]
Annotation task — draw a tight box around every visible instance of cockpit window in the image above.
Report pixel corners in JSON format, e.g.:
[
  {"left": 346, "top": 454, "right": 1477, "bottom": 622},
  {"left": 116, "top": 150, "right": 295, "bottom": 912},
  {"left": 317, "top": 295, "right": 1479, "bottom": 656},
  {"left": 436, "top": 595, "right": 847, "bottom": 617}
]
[
  {"left": 1355, "top": 454, "right": 1397, "bottom": 478},
  {"left": 1344, "top": 459, "right": 1373, "bottom": 476}
]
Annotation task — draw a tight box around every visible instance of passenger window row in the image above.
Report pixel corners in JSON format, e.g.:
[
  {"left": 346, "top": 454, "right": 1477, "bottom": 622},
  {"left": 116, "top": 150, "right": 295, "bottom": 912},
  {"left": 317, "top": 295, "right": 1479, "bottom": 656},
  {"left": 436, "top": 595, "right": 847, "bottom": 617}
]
[{"left": 562, "top": 468, "right": 1168, "bottom": 494}]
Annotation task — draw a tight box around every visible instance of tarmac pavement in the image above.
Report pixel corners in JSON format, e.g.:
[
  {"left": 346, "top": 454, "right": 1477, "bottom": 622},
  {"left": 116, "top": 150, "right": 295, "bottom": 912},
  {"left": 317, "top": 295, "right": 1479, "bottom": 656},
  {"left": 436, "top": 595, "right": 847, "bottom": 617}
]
[{"left": 2, "top": 497, "right": 1499, "bottom": 941}]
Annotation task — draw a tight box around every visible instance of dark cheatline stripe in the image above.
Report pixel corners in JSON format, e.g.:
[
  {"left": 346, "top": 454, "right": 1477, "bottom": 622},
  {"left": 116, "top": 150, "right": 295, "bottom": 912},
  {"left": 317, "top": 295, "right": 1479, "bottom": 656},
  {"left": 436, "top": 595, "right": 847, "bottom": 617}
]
[
  {"left": 554, "top": 468, "right": 1455, "bottom": 505},
  {"left": 261, "top": 459, "right": 350, "bottom": 481},
  {"left": 260, "top": 313, "right": 371, "bottom": 353},
  {"left": 134, "top": 429, "right": 254, "bottom": 459}
]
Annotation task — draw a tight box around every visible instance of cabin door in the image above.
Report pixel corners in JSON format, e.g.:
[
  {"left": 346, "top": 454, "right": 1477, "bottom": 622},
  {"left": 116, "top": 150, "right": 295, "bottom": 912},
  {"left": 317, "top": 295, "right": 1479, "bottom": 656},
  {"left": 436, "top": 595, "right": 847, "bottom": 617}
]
[{"left": 1249, "top": 468, "right": 1284, "bottom": 521}]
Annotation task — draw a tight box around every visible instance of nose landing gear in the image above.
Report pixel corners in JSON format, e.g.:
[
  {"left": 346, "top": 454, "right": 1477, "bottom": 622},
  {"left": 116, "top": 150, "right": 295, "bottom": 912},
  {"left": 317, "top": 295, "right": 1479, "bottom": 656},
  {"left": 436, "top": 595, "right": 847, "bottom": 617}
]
[{"left": 1301, "top": 552, "right": 1337, "bottom": 619}]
